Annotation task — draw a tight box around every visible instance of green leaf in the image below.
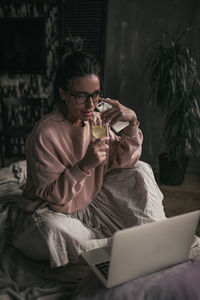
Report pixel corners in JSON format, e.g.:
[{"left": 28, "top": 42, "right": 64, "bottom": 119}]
[{"left": 144, "top": 25, "right": 200, "bottom": 161}]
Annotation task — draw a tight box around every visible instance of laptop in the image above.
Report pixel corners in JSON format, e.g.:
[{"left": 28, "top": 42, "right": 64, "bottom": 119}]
[{"left": 81, "top": 210, "right": 200, "bottom": 288}]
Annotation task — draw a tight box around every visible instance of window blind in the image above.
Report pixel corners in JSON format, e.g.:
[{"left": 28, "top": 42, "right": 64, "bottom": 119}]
[{"left": 61, "top": 0, "right": 107, "bottom": 70}]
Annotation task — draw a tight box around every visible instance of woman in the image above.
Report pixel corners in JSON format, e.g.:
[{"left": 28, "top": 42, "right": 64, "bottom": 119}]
[{"left": 13, "top": 38, "right": 165, "bottom": 268}]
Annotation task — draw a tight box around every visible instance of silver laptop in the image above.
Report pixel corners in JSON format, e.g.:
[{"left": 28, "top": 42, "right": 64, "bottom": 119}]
[{"left": 81, "top": 210, "right": 200, "bottom": 288}]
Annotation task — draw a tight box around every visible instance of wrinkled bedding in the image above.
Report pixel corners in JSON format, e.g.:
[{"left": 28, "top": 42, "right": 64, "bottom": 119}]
[
  {"left": 0, "top": 161, "right": 200, "bottom": 300},
  {"left": 73, "top": 260, "right": 200, "bottom": 300},
  {"left": 0, "top": 161, "right": 87, "bottom": 299}
]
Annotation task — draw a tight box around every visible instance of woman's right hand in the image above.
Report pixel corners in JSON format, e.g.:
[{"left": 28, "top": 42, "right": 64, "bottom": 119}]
[{"left": 78, "top": 137, "right": 110, "bottom": 172}]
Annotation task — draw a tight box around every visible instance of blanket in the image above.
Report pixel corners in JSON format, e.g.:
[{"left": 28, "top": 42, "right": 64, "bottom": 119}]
[
  {"left": 0, "top": 161, "right": 88, "bottom": 299},
  {"left": 73, "top": 260, "right": 200, "bottom": 300},
  {"left": 0, "top": 160, "right": 200, "bottom": 300}
]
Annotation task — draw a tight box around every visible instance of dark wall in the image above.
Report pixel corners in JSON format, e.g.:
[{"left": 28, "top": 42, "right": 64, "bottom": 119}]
[{"left": 104, "top": 0, "right": 200, "bottom": 173}]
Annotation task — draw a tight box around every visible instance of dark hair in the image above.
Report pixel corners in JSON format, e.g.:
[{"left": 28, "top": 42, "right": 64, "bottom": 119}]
[{"left": 54, "top": 37, "right": 102, "bottom": 106}]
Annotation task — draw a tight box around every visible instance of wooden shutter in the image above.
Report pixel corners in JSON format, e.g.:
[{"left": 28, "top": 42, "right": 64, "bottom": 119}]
[{"left": 60, "top": 0, "right": 107, "bottom": 70}]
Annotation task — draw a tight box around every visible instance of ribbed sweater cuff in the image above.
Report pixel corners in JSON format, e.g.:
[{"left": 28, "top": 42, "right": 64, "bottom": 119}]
[
  {"left": 124, "top": 122, "right": 140, "bottom": 137},
  {"left": 69, "top": 164, "right": 91, "bottom": 181}
]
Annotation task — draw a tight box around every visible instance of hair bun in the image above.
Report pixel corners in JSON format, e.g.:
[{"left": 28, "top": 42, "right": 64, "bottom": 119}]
[{"left": 58, "top": 36, "right": 84, "bottom": 61}]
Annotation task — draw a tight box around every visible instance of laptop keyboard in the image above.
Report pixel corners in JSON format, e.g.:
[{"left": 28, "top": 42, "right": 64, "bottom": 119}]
[{"left": 95, "top": 261, "right": 110, "bottom": 279}]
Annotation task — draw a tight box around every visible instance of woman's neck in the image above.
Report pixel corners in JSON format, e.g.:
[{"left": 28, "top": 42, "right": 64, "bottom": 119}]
[{"left": 59, "top": 104, "right": 84, "bottom": 127}]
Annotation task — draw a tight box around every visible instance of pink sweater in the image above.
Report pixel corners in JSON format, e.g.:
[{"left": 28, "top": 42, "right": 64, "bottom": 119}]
[{"left": 22, "top": 110, "right": 143, "bottom": 213}]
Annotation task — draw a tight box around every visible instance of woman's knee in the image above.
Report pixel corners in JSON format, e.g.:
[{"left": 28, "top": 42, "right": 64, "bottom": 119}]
[{"left": 13, "top": 220, "right": 49, "bottom": 261}]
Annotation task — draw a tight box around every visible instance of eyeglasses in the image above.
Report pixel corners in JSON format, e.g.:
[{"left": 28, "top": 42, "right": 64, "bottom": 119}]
[{"left": 65, "top": 89, "right": 103, "bottom": 105}]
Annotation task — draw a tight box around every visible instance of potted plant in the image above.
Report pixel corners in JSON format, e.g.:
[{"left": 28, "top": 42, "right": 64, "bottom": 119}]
[{"left": 145, "top": 26, "right": 200, "bottom": 185}]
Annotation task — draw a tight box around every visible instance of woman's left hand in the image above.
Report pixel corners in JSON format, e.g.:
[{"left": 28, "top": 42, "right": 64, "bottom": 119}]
[{"left": 100, "top": 98, "right": 138, "bottom": 126}]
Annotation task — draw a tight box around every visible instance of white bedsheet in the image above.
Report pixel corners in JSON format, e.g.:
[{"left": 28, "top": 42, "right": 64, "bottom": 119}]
[{"left": 0, "top": 160, "right": 199, "bottom": 300}]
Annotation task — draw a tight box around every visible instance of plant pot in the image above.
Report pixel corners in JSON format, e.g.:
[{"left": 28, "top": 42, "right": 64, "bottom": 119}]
[{"left": 159, "top": 153, "right": 188, "bottom": 186}]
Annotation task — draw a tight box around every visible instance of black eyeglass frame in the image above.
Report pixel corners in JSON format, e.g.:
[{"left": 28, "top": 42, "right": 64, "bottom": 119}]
[{"left": 65, "top": 88, "right": 104, "bottom": 105}]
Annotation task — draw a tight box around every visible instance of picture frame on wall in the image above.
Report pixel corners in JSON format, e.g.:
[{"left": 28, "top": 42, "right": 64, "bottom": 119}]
[{"left": 0, "top": 17, "right": 46, "bottom": 74}]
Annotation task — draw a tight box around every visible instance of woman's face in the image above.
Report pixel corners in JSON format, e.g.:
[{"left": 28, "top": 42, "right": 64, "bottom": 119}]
[{"left": 59, "top": 74, "right": 100, "bottom": 126}]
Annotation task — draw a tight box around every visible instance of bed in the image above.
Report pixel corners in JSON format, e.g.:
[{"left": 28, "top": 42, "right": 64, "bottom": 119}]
[{"left": 0, "top": 160, "right": 200, "bottom": 300}]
